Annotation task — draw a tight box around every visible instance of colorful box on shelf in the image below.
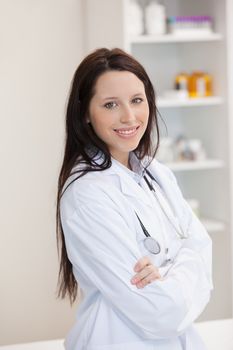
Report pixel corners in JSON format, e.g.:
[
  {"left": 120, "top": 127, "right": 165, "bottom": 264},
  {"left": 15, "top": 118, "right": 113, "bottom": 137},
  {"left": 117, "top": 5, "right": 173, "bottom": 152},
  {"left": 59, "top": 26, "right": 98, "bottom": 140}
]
[{"left": 168, "top": 15, "right": 214, "bottom": 36}]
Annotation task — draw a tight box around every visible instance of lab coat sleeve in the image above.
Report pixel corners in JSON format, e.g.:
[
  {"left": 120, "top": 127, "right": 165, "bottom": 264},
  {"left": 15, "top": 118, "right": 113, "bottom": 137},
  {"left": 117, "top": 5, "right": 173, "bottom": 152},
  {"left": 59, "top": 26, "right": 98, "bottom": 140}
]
[
  {"left": 157, "top": 164, "right": 213, "bottom": 331},
  {"left": 61, "top": 182, "right": 210, "bottom": 340}
]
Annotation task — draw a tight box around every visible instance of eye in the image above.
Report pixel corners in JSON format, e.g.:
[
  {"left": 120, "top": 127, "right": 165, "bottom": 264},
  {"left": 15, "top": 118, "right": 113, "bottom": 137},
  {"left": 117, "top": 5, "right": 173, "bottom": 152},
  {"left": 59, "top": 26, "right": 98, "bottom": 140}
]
[
  {"left": 104, "top": 101, "right": 117, "bottom": 109},
  {"left": 132, "top": 97, "right": 143, "bottom": 104}
]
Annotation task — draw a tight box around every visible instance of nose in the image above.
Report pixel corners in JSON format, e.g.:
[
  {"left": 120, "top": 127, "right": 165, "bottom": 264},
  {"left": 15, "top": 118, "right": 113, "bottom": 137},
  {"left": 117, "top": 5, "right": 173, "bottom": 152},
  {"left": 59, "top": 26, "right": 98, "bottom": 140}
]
[{"left": 120, "top": 105, "right": 136, "bottom": 124}]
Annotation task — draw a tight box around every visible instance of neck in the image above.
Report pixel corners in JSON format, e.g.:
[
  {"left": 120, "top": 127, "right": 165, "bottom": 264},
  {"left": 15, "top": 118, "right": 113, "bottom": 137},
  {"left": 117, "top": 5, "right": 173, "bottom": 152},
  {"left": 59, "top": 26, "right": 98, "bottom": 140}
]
[{"left": 111, "top": 152, "right": 131, "bottom": 170}]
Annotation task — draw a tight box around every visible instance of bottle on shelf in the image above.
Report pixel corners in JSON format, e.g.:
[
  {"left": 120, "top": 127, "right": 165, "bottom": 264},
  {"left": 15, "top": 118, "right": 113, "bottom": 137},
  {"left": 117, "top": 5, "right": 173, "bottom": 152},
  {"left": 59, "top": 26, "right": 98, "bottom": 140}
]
[
  {"left": 145, "top": 0, "right": 166, "bottom": 35},
  {"left": 157, "top": 136, "right": 207, "bottom": 163},
  {"left": 174, "top": 72, "right": 189, "bottom": 98},
  {"left": 126, "top": 0, "right": 144, "bottom": 36},
  {"left": 161, "top": 70, "right": 214, "bottom": 102},
  {"left": 174, "top": 135, "right": 207, "bottom": 162},
  {"left": 156, "top": 137, "right": 174, "bottom": 163},
  {"left": 188, "top": 71, "right": 213, "bottom": 98}
]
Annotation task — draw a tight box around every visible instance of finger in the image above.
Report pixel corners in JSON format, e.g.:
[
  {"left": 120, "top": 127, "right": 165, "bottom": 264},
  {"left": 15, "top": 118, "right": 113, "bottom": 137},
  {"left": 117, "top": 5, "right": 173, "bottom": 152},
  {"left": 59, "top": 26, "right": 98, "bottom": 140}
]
[
  {"left": 133, "top": 264, "right": 154, "bottom": 281},
  {"left": 131, "top": 266, "right": 152, "bottom": 284},
  {"left": 131, "top": 265, "right": 160, "bottom": 284},
  {"left": 136, "top": 271, "right": 161, "bottom": 288},
  {"left": 134, "top": 256, "right": 151, "bottom": 272}
]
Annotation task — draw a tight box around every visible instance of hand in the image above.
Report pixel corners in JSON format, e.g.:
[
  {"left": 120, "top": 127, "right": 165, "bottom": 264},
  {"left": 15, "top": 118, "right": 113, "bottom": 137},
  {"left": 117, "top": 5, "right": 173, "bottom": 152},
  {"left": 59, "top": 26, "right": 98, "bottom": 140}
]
[{"left": 130, "top": 256, "right": 161, "bottom": 289}]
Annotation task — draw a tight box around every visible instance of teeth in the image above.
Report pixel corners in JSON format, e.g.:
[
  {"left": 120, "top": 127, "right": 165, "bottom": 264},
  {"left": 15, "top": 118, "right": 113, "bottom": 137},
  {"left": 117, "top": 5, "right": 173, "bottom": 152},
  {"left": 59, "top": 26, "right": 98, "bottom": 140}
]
[{"left": 115, "top": 127, "right": 138, "bottom": 135}]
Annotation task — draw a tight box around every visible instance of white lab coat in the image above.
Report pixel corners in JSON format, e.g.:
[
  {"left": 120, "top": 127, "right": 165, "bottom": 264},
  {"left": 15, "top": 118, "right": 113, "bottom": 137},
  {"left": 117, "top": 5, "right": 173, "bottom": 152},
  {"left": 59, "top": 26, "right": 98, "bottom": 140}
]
[{"left": 60, "top": 152, "right": 213, "bottom": 350}]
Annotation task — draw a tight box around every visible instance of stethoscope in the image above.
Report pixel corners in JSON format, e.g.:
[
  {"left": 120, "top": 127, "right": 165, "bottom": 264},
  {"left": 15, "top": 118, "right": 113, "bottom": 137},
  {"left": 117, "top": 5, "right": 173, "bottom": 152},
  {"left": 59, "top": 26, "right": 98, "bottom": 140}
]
[{"left": 135, "top": 169, "right": 189, "bottom": 255}]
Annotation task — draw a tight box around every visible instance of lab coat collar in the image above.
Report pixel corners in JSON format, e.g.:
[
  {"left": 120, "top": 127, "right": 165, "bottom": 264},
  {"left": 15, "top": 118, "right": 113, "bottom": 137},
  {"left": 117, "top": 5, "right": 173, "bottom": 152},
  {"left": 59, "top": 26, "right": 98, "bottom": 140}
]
[
  {"left": 111, "top": 161, "right": 153, "bottom": 207},
  {"left": 91, "top": 150, "right": 153, "bottom": 207}
]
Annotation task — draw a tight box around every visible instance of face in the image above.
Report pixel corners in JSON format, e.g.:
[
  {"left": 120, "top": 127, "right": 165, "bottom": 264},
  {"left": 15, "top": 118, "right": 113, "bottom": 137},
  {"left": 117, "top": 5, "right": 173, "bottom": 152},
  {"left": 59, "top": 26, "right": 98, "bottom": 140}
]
[{"left": 88, "top": 70, "right": 149, "bottom": 167}]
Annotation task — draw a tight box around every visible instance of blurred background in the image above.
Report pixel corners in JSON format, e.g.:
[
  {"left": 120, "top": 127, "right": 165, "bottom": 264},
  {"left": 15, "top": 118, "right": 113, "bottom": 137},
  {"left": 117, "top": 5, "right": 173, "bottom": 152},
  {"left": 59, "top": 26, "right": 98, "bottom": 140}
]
[{"left": 0, "top": 0, "right": 233, "bottom": 347}]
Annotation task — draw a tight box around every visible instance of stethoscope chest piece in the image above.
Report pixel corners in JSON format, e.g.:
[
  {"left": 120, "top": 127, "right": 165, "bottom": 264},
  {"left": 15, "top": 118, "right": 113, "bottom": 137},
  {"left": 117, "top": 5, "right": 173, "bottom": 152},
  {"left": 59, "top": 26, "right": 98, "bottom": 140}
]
[{"left": 143, "top": 237, "right": 161, "bottom": 255}]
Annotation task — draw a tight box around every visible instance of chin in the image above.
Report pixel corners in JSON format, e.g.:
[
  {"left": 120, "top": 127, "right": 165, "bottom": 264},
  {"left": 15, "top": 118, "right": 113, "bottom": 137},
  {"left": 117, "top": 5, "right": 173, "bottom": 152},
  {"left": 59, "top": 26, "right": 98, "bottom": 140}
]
[{"left": 124, "top": 142, "right": 141, "bottom": 153}]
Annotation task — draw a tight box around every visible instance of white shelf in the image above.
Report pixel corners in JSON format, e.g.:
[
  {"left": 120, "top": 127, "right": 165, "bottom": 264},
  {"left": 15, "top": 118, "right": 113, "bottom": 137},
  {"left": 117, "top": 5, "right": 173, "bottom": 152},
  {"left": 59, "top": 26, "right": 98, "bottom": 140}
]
[
  {"left": 130, "top": 33, "right": 223, "bottom": 44},
  {"left": 166, "top": 159, "right": 225, "bottom": 171},
  {"left": 157, "top": 96, "right": 224, "bottom": 108},
  {"left": 201, "top": 218, "right": 226, "bottom": 233}
]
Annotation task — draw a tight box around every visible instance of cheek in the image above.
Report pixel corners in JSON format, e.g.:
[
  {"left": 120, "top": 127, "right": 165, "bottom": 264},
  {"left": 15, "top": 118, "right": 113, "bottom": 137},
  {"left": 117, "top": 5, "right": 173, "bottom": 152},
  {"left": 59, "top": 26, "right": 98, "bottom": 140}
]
[
  {"left": 141, "top": 104, "right": 150, "bottom": 122},
  {"left": 91, "top": 114, "right": 113, "bottom": 138}
]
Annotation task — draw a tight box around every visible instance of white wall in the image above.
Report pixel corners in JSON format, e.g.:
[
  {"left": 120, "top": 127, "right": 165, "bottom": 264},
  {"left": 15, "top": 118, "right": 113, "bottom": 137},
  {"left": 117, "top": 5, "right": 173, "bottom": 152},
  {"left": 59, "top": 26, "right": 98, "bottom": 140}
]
[
  {"left": 227, "top": 0, "right": 233, "bottom": 317},
  {"left": 0, "top": 0, "right": 83, "bottom": 345}
]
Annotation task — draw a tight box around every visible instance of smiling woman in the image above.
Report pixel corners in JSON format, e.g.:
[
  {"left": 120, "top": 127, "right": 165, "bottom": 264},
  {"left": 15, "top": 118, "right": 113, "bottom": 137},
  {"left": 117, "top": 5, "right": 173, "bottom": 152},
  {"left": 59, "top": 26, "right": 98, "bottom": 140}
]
[
  {"left": 88, "top": 70, "right": 150, "bottom": 167},
  {"left": 56, "top": 48, "right": 213, "bottom": 350}
]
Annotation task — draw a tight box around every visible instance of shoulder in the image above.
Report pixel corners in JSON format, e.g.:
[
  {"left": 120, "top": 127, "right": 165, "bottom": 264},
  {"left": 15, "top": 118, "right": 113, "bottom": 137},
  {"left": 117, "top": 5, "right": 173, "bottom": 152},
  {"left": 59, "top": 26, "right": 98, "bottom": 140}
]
[{"left": 60, "top": 168, "right": 119, "bottom": 218}]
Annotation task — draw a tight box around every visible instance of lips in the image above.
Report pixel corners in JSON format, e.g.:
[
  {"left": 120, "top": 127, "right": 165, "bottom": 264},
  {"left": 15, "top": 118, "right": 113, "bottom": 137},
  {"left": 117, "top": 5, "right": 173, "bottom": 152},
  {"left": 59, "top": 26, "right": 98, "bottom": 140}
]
[{"left": 113, "top": 126, "right": 140, "bottom": 136}]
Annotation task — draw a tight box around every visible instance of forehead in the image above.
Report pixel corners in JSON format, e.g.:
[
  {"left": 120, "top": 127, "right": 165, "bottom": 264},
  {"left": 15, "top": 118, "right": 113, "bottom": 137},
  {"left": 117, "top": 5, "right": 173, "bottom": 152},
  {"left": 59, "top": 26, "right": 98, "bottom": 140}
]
[{"left": 93, "top": 70, "right": 145, "bottom": 98}]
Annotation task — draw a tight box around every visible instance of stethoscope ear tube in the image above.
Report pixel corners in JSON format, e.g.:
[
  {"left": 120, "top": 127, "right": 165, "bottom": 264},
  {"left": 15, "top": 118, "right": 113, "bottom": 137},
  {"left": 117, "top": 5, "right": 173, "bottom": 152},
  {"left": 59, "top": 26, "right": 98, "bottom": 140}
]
[
  {"left": 135, "top": 212, "right": 150, "bottom": 237},
  {"left": 143, "top": 173, "right": 154, "bottom": 192},
  {"left": 145, "top": 169, "right": 156, "bottom": 180}
]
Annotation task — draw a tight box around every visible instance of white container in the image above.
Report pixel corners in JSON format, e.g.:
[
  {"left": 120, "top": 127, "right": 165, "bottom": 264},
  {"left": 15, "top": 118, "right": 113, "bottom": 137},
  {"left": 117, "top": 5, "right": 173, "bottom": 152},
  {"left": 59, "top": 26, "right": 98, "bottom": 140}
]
[
  {"left": 127, "top": 0, "right": 144, "bottom": 36},
  {"left": 156, "top": 137, "right": 174, "bottom": 162},
  {"left": 188, "top": 139, "right": 207, "bottom": 161},
  {"left": 163, "top": 89, "right": 189, "bottom": 100},
  {"left": 145, "top": 0, "right": 166, "bottom": 35}
]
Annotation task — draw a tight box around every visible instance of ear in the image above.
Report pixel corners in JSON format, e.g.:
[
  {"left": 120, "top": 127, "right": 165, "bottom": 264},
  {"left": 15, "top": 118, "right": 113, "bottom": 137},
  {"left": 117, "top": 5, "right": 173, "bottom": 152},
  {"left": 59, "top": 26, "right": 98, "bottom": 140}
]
[{"left": 86, "top": 113, "right": 91, "bottom": 124}]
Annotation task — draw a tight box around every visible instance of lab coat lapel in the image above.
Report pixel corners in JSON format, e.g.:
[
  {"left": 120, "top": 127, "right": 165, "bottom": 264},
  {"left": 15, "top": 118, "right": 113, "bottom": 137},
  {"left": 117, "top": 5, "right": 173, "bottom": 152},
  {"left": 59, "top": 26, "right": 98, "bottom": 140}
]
[{"left": 107, "top": 161, "right": 153, "bottom": 208}]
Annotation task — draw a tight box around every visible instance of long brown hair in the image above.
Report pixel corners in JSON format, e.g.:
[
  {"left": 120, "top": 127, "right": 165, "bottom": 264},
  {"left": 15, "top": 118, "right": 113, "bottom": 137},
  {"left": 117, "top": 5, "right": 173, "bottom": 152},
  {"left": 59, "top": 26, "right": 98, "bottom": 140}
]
[{"left": 56, "top": 47, "right": 160, "bottom": 303}]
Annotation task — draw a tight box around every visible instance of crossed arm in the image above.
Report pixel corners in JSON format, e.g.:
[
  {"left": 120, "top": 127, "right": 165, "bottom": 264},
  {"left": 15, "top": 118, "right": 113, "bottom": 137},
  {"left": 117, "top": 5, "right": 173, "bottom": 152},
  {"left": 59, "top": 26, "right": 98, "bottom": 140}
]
[{"left": 61, "top": 187, "right": 212, "bottom": 340}]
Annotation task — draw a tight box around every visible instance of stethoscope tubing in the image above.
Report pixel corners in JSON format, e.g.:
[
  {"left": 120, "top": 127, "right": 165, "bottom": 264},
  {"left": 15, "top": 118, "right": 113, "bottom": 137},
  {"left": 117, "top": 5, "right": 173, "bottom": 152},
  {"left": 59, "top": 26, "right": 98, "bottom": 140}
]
[{"left": 135, "top": 169, "right": 188, "bottom": 254}]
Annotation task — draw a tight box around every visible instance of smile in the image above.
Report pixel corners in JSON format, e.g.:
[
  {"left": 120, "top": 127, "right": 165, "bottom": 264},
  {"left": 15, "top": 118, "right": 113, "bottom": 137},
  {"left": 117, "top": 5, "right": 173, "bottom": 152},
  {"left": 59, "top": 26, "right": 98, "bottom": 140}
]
[{"left": 114, "top": 126, "right": 140, "bottom": 137}]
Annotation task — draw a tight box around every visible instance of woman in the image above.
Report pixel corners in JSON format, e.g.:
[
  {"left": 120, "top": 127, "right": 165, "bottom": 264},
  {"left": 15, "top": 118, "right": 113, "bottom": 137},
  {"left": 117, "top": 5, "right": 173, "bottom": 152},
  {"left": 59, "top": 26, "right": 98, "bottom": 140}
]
[{"left": 56, "top": 47, "right": 213, "bottom": 350}]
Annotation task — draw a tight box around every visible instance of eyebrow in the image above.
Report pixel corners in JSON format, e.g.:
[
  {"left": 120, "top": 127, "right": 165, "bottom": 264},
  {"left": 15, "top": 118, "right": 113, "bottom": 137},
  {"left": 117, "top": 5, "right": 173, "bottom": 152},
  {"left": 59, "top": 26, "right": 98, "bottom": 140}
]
[{"left": 102, "top": 93, "right": 144, "bottom": 101}]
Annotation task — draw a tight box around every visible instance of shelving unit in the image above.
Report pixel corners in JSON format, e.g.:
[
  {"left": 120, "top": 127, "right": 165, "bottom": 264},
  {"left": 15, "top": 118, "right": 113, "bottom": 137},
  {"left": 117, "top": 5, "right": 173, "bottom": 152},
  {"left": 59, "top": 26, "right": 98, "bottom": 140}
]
[
  {"left": 201, "top": 218, "right": 226, "bottom": 233},
  {"left": 130, "top": 32, "right": 223, "bottom": 44},
  {"left": 128, "top": 0, "right": 231, "bottom": 322},
  {"left": 157, "top": 96, "right": 224, "bottom": 108},
  {"left": 83, "top": 0, "right": 233, "bottom": 321},
  {"left": 166, "top": 159, "right": 225, "bottom": 171}
]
